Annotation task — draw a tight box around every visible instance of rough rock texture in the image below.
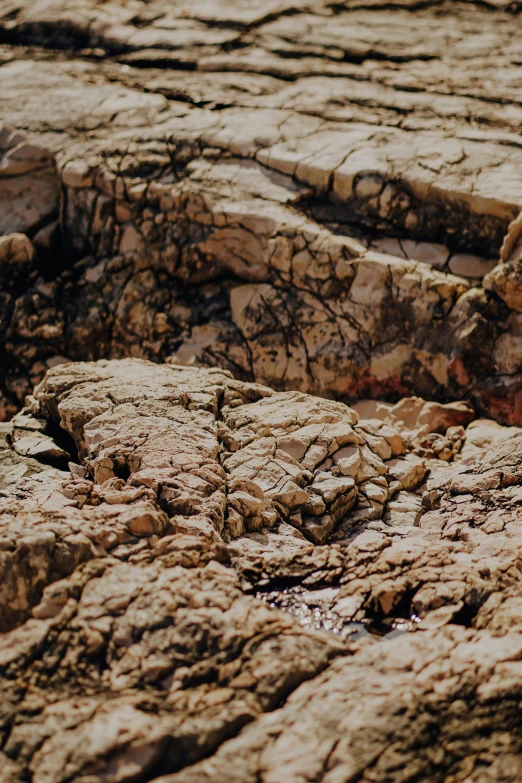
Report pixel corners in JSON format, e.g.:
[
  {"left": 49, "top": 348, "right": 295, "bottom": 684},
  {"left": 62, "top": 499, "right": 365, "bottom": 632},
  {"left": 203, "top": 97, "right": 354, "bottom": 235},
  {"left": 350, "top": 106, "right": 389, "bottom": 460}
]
[
  {"left": 4, "top": 1, "right": 522, "bottom": 421},
  {"left": 5, "top": 2, "right": 522, "bottom": 781},
  {"left": 0, "top": 557, "right": 344, "bottom": 783},
  {"left": 0, "top": 359, "right": 522, "bottom": 781}
]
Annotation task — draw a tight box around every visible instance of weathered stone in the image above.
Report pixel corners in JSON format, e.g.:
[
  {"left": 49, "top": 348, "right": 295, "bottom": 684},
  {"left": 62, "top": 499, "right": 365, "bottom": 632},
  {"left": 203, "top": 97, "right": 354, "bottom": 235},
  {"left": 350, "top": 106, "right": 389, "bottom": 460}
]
[
  {"left": 0, "top": 557, "right": 343, "bottom": 783},
  {"left": 5, "top": 2, "right": 522, "bottom": 779},
  {"left": 154, "top": 626, "right": 522, "bottom": 783},
  {"left": 3, "top": 1, "right": 522, "bottom": 421},
  {"left": 0, "top": 131, "right": 59, "bottom": 237},
  {"left": 1, "top": 359, "right": 522, "bottom": 779}
]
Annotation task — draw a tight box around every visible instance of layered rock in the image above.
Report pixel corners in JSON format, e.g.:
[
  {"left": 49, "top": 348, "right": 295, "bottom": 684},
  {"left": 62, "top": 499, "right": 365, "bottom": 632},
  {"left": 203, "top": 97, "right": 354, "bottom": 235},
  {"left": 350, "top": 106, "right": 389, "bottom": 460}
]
[
  {"left": 3, "top": 1, "right": 522, "bottom": 421},
  {"left": 0, "top": 554, "right": 344, "bottom": 783},
  {"left": 160, "top": 427, "right": 522, "bottom": 783},
  {"left": 156, "top": 625, "right": 522, "bottom": 783},
  {"left": 5, "top": 1, "right": 522, "bottom": 780}
]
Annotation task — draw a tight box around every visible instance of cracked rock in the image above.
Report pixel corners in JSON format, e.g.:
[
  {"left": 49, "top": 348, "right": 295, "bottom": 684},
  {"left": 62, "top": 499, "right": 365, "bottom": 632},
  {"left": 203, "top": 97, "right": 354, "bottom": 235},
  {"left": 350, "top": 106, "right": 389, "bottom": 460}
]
[
  {"left": 3, "top": 1, "right": 522, "bottom": 421},
  {"left": 1, "top": 361, "right": 522, "bottom": 780},
  {"left": 5, "top": 1, "right": 522, "bottom": 780}
]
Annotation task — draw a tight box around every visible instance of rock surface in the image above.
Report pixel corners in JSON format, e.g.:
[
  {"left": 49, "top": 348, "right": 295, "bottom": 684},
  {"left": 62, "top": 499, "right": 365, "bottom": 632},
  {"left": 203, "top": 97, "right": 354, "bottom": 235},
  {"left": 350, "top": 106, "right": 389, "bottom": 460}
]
[
  {"left": 0, "top": 359, "right": 522, "bottom": 781},
  {"left": 4, "top": 2, "right": 522, "bottom": 780},
  {"left": 4, "top": 1, "right": 522, "bottom": 421}
]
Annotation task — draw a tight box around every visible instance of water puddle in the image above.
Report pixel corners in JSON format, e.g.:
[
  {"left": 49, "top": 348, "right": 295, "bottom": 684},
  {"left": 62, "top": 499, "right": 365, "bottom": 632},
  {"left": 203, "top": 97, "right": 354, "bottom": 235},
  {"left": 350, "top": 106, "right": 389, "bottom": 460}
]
[
  {"left": 257, "top": 585, "right": 421, "bottom": 641},
  {"left": 257, "top": 585, "right": 368, "bottom": 640}
]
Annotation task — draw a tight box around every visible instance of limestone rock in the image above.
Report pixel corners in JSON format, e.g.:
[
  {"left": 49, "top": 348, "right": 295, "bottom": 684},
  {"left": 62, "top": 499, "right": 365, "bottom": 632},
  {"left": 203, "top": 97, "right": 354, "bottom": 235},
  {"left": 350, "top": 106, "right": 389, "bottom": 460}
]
[
  {"left": 0, "top": 130, "right": 59, "bottom": 237},
  {"left": 3, "top": 1, "right": 522, "bottom": 421},
  {"left": 0, "top": 558, "right": 342, "bottom": 783},
  {"left": 1, "top": 360, "right": 522, "bottom": 779},
  {"left": 155, "top": 626, "right": 522, "bottom": 783},
  {"left": 5, "top": 0, "right": 522, "bottom": 779}
]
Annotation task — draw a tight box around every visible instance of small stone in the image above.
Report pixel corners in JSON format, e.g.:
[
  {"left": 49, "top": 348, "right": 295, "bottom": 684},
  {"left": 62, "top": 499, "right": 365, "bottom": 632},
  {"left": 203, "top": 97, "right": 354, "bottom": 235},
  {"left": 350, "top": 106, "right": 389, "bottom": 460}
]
[{"left": 448, "top": 253, "right": 497, "bottom": 279}]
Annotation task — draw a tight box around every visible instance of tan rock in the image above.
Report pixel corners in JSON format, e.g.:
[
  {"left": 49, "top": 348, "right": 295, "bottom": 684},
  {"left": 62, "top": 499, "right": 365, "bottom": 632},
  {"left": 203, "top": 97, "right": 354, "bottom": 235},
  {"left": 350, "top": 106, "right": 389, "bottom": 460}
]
[{"left": 5, "top": 1, "right": 522, "bottom": 777}]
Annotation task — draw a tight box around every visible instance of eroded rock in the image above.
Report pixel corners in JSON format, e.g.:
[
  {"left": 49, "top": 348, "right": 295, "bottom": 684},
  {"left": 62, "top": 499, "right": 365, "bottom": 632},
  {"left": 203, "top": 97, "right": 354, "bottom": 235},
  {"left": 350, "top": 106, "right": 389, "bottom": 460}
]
[
  {"left": 0, "top": 359, "right": 522, "bottom": 780},
  {"left": 4, "top": 1, "right": 522, "bottom": 779},
  {"left": 3, "top": 1, "right": 522, "bottom": 421},
  {"left": 0, "top": 557, "right": 343, "bottom": 783}
]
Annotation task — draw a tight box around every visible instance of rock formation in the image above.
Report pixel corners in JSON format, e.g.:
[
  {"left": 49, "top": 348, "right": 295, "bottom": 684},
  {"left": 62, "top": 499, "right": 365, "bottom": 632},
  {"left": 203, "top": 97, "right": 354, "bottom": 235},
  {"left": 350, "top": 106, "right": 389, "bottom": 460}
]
[
  {"left": 4, "top": 1, "right": 522, "bottom": 780},
  {"left": 0, "top": 357, "right": 520, "bottom": 782},
  {"left": 4, "top": 0, "right": 522, "bottom": 422}
]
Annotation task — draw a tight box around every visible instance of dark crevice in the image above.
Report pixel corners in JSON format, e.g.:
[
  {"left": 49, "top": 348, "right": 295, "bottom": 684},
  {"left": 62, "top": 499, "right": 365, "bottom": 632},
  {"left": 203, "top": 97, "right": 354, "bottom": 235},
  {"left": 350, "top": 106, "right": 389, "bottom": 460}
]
[
  {"left": 116, "top": 56, "right": 198, "bottom": 71},
  {"left": 450, "top": 591, "right": 491, "bottom": 628},
  {"left": 45, "top": 419, "right": 80, "bottom": 465},
  {"left": 113, "top": 462, "right": 131, "bottom": 481},
  {"left": 328, "top": 0, "right": 443, "bottom": 9},
  {"left": 34, "top": 223, "right": 69, "bottom": 281},
  {"left": 0, "top": 21, "right": 95, "bottom": 52},
  {"left": 197, "top": 6, "right": 303, "bottom": 33},
  {"left": 300, "top": 186, "right": 510, "bottom": 258},
  {"left": 266, "top": 45, "right": 440, "bottom": 66},
  {"left": 141, "top": 718, "right": 256, "bottom": 782}
]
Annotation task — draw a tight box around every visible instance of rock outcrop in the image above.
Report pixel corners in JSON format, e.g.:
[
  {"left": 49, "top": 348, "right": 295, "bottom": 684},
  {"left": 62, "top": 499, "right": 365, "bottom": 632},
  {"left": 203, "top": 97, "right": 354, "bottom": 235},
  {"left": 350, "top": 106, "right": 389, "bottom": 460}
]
[
  {"left": 3, "top": 1, "right": 522, "bottom": 422},
  {"left": 4, "top": 2, "right": 522, "bottom": 780},
  {"left": 0, "top": 359, "right": 521, "bottom": 781}
]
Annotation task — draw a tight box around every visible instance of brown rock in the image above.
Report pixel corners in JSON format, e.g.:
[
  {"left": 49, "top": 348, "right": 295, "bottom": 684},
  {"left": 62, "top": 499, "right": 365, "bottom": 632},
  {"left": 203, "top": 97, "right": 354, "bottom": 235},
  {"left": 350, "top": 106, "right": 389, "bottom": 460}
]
[
  {"left": 2, "top": 1, "right": 522, "bottom": 421},
  {"left": 4, "top": 2, "right": 522, "bottom": 779}
]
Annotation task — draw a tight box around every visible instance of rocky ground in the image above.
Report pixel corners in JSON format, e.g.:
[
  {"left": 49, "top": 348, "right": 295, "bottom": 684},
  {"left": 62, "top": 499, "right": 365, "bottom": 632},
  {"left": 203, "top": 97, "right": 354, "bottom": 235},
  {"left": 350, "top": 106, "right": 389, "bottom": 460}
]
[
  {"left": 4, "top": 0, "right": 522, "bottom": 781},
  {"left": 4, "top": 0, "right": 522, "bottom": 422},
  {"left": 0, "top": 358, "right": 521, "bottom": 783}
]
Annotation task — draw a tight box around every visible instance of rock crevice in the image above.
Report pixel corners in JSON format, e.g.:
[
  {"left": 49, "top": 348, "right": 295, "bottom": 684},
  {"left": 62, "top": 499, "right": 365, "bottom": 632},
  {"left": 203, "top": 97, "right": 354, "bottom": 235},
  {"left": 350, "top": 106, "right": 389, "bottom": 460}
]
[{"left": 4, "top": 1, "right": 522, "bottom": 421}]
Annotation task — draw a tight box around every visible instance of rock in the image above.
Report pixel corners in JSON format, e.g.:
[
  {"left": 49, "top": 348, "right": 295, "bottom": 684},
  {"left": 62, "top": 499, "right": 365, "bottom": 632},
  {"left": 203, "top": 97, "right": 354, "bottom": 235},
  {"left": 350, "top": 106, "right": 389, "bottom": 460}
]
[
  {"left": 0, "top": 558, "right": 343, "bottom": 783},
  {"left": 2, "top": 360, "right": 522, "bottom": 778},
  {"left": 154, "top": 626, "right": 522, "bottom": 783},
  {"left": 460, "top": 418, "right": 522, "bottom": 460},
  {"left": 0, "top": 233, "right": 35, "bottom": 279},
  {"left": 382, "top": 490, "right": 422, "bottom": 527},
  {"left": 5, "top": 1, "right": 522, "bottom": 778},
  {"left": 386, "top": 454, "right": 427, "bottom": 491},
  {"left": 11, "top": 433, "right": 69, "bottom": 460},
  {"left": 386, "top": 397, "right": 475, "bottom": 439},
  {"left": 370, "top": 238, "right": 451, "bottom": 270},
  {"left": 448, "top": 253, "right": 497, "bottom": 279},
  {"left": 3, "top": 2, "right": 522, "bottom": 422},
  {"left": 26, "top": 359, "right": 426, "bottom": 545},
  {"left": 0, "top": 130, "right": 59, "bottom": 236}
]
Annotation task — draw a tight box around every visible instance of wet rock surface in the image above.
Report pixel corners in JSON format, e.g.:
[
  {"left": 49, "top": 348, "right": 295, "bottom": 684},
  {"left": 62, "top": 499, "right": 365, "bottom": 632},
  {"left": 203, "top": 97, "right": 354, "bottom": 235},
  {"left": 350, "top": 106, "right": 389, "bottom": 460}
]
[{"left": 4, "top": 2, "right": 522, "bottom": 780}]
